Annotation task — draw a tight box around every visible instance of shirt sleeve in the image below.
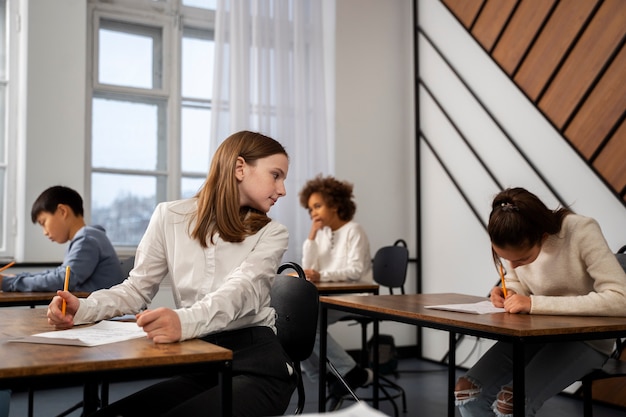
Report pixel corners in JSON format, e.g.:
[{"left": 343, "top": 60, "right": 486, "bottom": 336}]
[
  {"left": 1, "top": 232, "right": 101, "bottom": 292},
  {"left": 529, "top": 217, "right": 626, "bottom": 316}
]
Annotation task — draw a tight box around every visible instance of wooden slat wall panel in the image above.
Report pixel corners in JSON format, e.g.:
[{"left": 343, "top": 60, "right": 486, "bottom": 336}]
[
  {"left": 471, "top": 0, "right": 517, "bottom": 51},
  {"left": 441, "top": 0, "right": 484, "bottom": 29},
  {"left": 492, "top": 0, "right": 555, "bottom": 75},
  {"left": 442, "top": 0, "right": 626, "bottom": 203},
  {"left": 539, "top": 0, "right": 626, "bottom": 129},
  {"left": 593, "top": 121, "right": 626, "bottom": 201},
  {"left": 565, "top": 46, "right": 626, "bottom": 158},
  {"left": 514, "top": 0, "right": 599, "bottom": 101}
]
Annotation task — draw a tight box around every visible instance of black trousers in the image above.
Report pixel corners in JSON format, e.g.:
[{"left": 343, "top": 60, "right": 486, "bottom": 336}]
[{"left": 89, "top": 326, "right": 296, "bottom": 417}]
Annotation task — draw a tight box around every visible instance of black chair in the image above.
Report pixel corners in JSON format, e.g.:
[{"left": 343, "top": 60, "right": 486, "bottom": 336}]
[
  {"left": 579, "top": 245, "right": 626, "bottom": 417},
  {"left": 119, "top": 255, "right": 135, "bottom": 279},
  {"left": 272, "top": 262, "right": 320, "bottom": 415},
  {"left": 332, "top": 239, "right": 409, "bottom": 415}
]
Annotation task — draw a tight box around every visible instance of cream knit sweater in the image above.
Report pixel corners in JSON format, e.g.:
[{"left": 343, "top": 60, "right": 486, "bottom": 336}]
[{"left": 505, "top": 214, "right": 626, "bottom": 354}]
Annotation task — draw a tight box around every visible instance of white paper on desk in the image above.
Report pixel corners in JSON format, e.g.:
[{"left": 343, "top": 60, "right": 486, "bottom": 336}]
[
  {"left": 425, "top": 300, "right": 506, "bottom": 314},
  {"left": 10, "top": 320, "right": 147, "bottom": 347},
  {"left": 288, "top": 402, "right": 388, "bottom": 417}
]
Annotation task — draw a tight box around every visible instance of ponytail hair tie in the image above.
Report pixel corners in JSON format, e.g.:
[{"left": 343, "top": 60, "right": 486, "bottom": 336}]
[{"left": 500, "top": 202, "right": 519, "bottom": 212}]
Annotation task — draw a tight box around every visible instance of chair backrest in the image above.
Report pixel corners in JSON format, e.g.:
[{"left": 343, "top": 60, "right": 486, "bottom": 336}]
[
  {"left": 616, "top": 245, "right": 626, "bottom": 272},
  {"left": 271, "top": 262, "right": 319, "bottom": 362},
  {"left": 372, "top": 239, "right": 409, "bottom": 293},
  {"left": 119, "top": 255, "right": 135, "bottom": 279}
]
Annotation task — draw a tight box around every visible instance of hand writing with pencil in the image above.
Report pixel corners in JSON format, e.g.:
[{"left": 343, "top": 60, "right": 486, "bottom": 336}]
[
  {"left": 47, "top": 291, "right": 80, "bottom": 329},
  {"left": 490, "top": 286, "right": 531, "bottom": 313}
]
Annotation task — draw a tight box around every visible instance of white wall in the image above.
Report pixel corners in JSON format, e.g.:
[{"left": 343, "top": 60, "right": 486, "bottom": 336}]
[
  {"left": 330, "top": 0, "right": 416, "bottom": 349},
  {"left": 17, "top": 0, "right": 87, "bottom": 262},
  {"left": 416, "top": 0, "right": 626, "bottom": 364}
]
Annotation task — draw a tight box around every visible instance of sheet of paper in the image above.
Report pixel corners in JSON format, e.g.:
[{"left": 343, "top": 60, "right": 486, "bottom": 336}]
[
  {"left": 10, "top": 320, "right": 147, "bottom": 347},
  {"left": 289, "top": 402, "right": 388, "bottom": 417},
  {"left": 424, "top": 300, "right": 505, "bottom": 314}
]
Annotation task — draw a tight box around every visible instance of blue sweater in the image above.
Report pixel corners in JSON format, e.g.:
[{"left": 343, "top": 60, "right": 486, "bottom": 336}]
[{"left": 2, "top": 225, "right": 124, "bottom": 292}]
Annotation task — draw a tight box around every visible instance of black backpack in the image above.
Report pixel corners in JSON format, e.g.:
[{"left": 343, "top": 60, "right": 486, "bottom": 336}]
[{"left": 368, "top": 334, "right": 398, "bottom": 375}]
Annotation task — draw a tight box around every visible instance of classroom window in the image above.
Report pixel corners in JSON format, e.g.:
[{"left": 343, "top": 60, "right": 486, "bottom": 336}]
[
  {"left": 88, "top": 1, "right": 215, "bottom": 248},
  {"left": 0, "top": 0, "right": 12, "bottom": 256}
]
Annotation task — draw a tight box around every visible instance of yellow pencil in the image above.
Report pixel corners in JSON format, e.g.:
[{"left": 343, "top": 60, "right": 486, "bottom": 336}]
[
  {"left": 499, "top": 263, "right": 508, "bottom": 298},
  {"left": 62, "top": 266, "right": 70, "bottom": 315},
  {"left": 0, "top": 261, "right": 15, "bottom": 273}
]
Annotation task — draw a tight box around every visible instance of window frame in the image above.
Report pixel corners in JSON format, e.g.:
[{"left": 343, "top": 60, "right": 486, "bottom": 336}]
[
  {"left": 0, "top": 0, "right": 20, "bottom": 259},
  {"left": 86, "top": 0, "right": 215, "bottom": 253}
]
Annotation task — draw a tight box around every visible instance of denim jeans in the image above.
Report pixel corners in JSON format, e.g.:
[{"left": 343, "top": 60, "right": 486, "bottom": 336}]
[
  {"left": 456, "top": 341, "right": 607, "bottom": 417},
  {"left": 301, "top": 309, "right": 358, "bottom": 382}
]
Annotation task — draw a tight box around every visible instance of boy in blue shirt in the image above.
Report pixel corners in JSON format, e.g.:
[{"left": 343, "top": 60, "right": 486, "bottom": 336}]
[
  {"left": 1, "top": 185, "right": 124, "bottom": 292},
  {"left": 0, "top": 186, "right": 126, "bottom": 417}
]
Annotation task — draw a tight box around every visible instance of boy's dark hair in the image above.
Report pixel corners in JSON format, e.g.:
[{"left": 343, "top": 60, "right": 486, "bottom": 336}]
[{"left": 31, "top": 186, "right": 84, "bottom": 223}]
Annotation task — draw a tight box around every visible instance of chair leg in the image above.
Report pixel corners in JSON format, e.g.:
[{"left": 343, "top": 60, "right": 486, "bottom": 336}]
[
  {"left": 359, "top": 321, "right": 369, "bottom": 367},
  {"left": 378, "top": 383, "right": 399, "bottom": 417},
  {"left": 381, "top": 375, "right": 407, "bottom": 412},
  {"left": 582, "top": 378, "right": 593, "bottom": 417},
  {"left": 326, "top": 359, "right": 360, "bottom": 402}
]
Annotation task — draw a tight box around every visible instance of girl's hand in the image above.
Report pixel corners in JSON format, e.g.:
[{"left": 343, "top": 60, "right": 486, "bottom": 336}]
[
  {"left": 308, "top": 218, "right": 324, "bottom": 240},
  {"left": 304, "top": 269, "right": 320, "bottom": 282},
  {"left": 136, "top": 307, "right": 182, "bottom": 343},
  {"left": 47, "top": 291, "right": 80, "bottom": 329},
  {"left": 503, "top": 293, "right": 531, "bottom": 314},
  {"left": 489, "top": 286, "right": 506, "bottom": 307}
]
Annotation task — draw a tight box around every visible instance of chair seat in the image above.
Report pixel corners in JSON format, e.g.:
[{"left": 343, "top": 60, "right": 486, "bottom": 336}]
[{"left": 583, "top": 358, "right": 626, "bottom": 382}]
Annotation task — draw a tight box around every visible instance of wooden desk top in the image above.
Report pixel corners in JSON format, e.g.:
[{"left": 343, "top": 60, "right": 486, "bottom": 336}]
[
  {"left": 0, "top": 291, "right": 91, "bottom": 307},
  {"left": 319, "top": 293, "right": 626, "bottom": 341},
  {"left": 314, "top": 281, "right": 379, "bottom": 295},
  {"left": 0, "top": 309, "right": 232, "bottom": 380}
]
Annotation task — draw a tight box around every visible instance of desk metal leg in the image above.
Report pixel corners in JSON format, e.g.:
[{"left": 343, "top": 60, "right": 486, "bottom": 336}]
[
  {"left": 28, "top": 388, "right": 33, "bottom": 417},
  {"left": 372, "top": 319, "right": 379, "bottom": 408},
  {"left": 220, "top": 360, "right": 232, "bottom": 417},
  {"left": 448, "top": 332, "right": 456, "bottom": 417},
  {"left": 318, "top": 304, "right": 328, "bottom": 412},
  {"left": 513, "top": 342, "right": 525, "bottom": 417},
  {"left": 83, "top": 382, "right": 100, "bottom": 415}
]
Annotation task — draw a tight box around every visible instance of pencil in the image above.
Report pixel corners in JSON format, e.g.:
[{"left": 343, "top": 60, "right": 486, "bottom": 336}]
[
  {"left": 0, "top": 261, "right": 15, "bottom": 273},
  {"left": 62, "top": 265, "right": 70, "bottom": 315},
  {"left": 499, "top": 263, "right": 508, "bottom": 298}
]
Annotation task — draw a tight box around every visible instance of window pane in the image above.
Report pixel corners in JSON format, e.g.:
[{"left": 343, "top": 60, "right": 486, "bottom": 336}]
[
  {"left": 0, "top": 168, "right": 5, "bottom": 248},
  {"left": 99, "top": 21, "right": 162, "bottom": 89},
  {"left": 181, "top": 177, "right": 205, "bottom": 199},
  {"left": 183, "top": 0, "right": 217, "bottom": 10},
  {"left": 182, "top": 29, "right": 214, "bottom": 100},
  {"left": 0, "top": 84, "right": 5, "bottom": 161},
  {"left": 91, "top": 173, "right": 157, "bottom": 246},
  {"left": 92, "top": 97, "right": 161, "bottom": 170},
  {"left": 0, "top": 0, "right": 6, "bottom": 80},
  {"left": 181, "top": 105, "right": 211, "bottom": 173}
]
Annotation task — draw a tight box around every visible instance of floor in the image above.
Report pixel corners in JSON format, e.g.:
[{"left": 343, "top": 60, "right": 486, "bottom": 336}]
[{"left": 7, "top": 358, "right": 626, "bottom": 416}]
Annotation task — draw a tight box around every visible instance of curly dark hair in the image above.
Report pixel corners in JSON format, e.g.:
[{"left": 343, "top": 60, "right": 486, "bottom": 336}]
[{"left": 299, "top": 175, "right": 356, "bottom": 221}]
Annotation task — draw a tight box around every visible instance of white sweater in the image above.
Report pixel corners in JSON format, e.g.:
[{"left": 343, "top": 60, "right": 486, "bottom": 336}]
[
  {"left": 505, "top": 214, "right": 626, "bottom": 354},
  {"left": 302, "top": 221, "right": 373, "bottom": 283}
]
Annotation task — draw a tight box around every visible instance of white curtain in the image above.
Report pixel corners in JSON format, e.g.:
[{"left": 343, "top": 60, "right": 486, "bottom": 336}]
[{"left": 211, "top": 0, "right": 333, "bottom": 262}]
